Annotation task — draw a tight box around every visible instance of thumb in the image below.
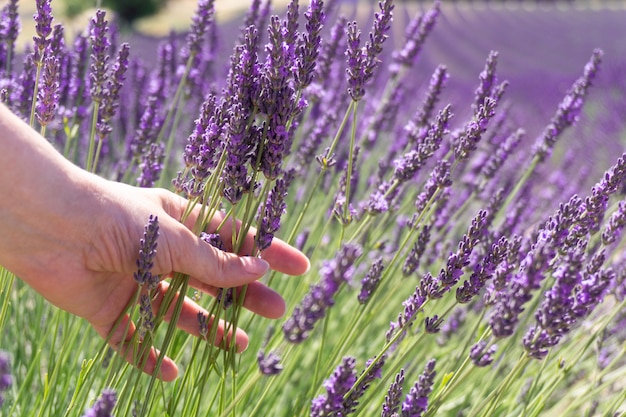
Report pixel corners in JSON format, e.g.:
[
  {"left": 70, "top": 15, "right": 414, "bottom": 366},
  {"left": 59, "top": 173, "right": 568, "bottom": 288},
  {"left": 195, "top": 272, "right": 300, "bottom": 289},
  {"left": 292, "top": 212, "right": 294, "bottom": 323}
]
[{"left": 157, "top": 216, "right": 270, "bottom": 287}]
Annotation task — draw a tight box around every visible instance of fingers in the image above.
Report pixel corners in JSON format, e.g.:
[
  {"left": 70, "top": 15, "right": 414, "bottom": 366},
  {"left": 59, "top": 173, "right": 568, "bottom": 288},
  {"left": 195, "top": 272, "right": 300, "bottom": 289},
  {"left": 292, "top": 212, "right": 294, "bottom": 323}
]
[
  {"left": 150, "top": 281, "right": 249, "bottom": 352},
  {"left": 187, "top": 278, "right": 287, "bottom": 319},
  {"left": 91, "top": 315, "right": 179, "bottom": 382},
  {"left": 157, "top": 215, "right": 271, "bottom": 288},
  {"left": 157, "top": 191, "right": 310, "bottom": 277}
]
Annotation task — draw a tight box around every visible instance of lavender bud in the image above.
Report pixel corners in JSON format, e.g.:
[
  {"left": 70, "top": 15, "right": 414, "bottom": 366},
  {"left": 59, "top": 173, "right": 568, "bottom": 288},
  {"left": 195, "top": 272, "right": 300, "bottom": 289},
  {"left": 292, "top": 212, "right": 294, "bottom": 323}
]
[
  {"left": 401, "top": 359, "right": 437, "bottom": 417},
  {"left": 382, "top": 369, "right": 405, "bottom": 417},
  {"left": 470, "top": 341, "right": 497, "bottom": 367},
  {"left": 137, "top": 143, "right": 165, "bottom": 188},
  {"left": 35, "top": 56, "right": 60, "bottom": 127},
  {"left": 424, "top": 316, "right": 442, "bottom": 334},
  {"left": 311, "top": 357, "right": 357, "bottom": 417},
  {"left": 358, "top": 257, "right": 384, "bottom": 304},
  {"left": 82, "top": 389, "right": 116, "bottom": 417},
  {"left": 134, "top": 215, "right": 159, "bottom": 286},
  {"left": 257, "top": 350, "right": 283, "bottom": 376},
  {"left": 33, "top": 0, "right": 53, "bottom": 62},
  {"left": 256, "top": 170, "right": 295, "bottom": 251},
  {"left": 138, "top": 294, "right": 154, "bottom": 338},
  {"left": 197, "top": 312, "right": 209, "bottom": 337},
  {"left": 89, "top": 10, "right": 110, "bottom": 104},
  {"left": 0, "top": 351, "right": 12, "bottom": 407}
]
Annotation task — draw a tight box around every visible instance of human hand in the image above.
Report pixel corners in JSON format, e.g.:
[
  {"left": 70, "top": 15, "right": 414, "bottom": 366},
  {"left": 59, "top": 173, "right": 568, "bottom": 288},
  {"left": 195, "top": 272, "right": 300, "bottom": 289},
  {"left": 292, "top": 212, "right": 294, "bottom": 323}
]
[{"left": 0, "top": 105, "right": 309, "bottom": 381}]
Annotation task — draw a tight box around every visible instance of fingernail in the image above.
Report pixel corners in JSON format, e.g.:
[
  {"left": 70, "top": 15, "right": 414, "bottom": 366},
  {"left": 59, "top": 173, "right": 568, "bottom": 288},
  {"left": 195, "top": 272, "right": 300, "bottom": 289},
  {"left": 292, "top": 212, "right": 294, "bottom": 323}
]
[{"left": 243, "top": 257, "right": 270, "bottom": 276}]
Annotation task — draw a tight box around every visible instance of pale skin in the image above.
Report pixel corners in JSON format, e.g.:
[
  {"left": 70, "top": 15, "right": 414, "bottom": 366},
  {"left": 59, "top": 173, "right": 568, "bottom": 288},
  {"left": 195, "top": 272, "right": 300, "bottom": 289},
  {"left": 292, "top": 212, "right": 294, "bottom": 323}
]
[{"left": 0, "top": 104, "right": 310, "bottom": 381}]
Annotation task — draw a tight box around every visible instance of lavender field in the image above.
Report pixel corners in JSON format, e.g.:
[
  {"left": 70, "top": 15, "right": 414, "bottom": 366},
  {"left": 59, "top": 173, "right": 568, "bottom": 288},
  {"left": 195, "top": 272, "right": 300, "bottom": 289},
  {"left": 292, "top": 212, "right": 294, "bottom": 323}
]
[{"left": 2, "top": 0, "right": 626, "bottom": 416}]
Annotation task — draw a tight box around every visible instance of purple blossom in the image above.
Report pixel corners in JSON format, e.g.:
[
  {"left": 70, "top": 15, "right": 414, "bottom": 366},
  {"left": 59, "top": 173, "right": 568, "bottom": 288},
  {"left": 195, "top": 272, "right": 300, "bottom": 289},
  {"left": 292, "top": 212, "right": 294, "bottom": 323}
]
[
  {"left": 453, "top": 96, "right": 499, "bottom": 161},
  {"left": 386, "top": 284, "right": 427, "bottom": 346},
  {"left": 470, "top": 341, "right": 497, "bottom": 367},
  {"left": 602, "top": 200, "right": 626, "bottom": 245},
  {"left": 197, "top": 312, "right": 209, "bottom": 337},
  {"left": 392, "top": 105, "right": 452, "bottom": 183},
  {"left": 82, "top": 389, "right": 116, "bottom": 417},
  {"left": 295, "top": 0, "right": 325, "bottom": 90},
  {"left": 358, "top": 257, "right": 385, "bottom": 304},
  {"left": 401, "top": 359, "right": 437, "bottom": 417},
  {"left": 382, "top": 369, "right": 405, "bottom": 417},
  {"left": 138, "top": 294, "right": 154, "bottom": 338},
  {"left": 311, "top": 357, "right": 357, "bottom": 417},
  {"left": 473, "top": 50, "right": 499, "bottom": 115},
  {"left": 313, "top": 16, "right": 347, "bottom": 94},
  {"left": 402, "top": 225, "right": 431, "bottom": 277},
  {"left": 0, "top": 0, "right": 20, "bottom": 74},
  {"left": 532, "top": 49, "right": 603, "bottom": 162},
  {"left": 342, "top": 355, "right": 386, "bottom": 414},
  {"left": 200, "top": 232, "right": 224, "bottom": 250},
  {"left": 283, "top": 244, "right": 362, "bottom": 343},
  {"left": 390, "top": 1, "right": 440, "bottom": 74},
  {"left": 89, "top": 10, "right": 110, "bottom": 104},
  {"left": 345, "top": 21, "right": 366, "bottom": 102},
  {"left": 221, "top": 99, "right": 253, "bottom": 205},
  {"left": 185, "top": 0, "right": 215, "bottom": 59},
  {"left": 35, "top": 56, "right": 60, "bottom": 127},
  {"left": 457, "top": 236, "right": 509, "bottom": 303},
  {"left": 0, "top": 351, "right": 11, "bottom": 408},
  {"left": 413, "top": 159, "right": 453, "bottom": 215},
  {"left": 99, "top": 43, "right": 130, "bottom": 138},
  {"left": 33, "top": 0, "right": 53, "bottom": 62},
  {"left": 137, "top": 143, "right": 165, "bottom": 188},
  {"left": 133, "top": 215, "right": 159, "bottom": 287},
  {"left": 408, "top": 65, "right": 448, "bottom": 132},
  {"left": 362, "top": 0, "right": 394, "bottom": 80},
  {"left": 424, "top": 315, "right": 442, "bottom": 333},
  {"left": 477, "top": 128, "right": 524, "bottom": 191},
  {"left": 130, "top": 96, "right": 164, "bottom": 159},
  {"left": 257, "top": 350, "right": 283, "bottom": 376}
]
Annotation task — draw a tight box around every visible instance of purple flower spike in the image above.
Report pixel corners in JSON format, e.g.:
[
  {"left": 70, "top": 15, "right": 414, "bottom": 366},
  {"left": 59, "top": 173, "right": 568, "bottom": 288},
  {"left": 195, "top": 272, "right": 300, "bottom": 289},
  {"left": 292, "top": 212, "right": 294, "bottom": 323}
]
[
  {"left": 532, "top": 49, "right": 603, "bottom": 163},
  {"left": 186, "top": 0, "right": 215, "bottom": 58},
  {"left": 89, "top": 10, "right": 110, "bottom": 104},
  {"left": 401, "top": 359, "right": 437, "bottom": 417},
  {"left": 390, "top": 0, "right": 440, "bottom": 74},
  {"left": 382, "top": 369, "right": 405, "bottom": 417},
  {"left": 386, "top": 284, "right": 427, "bottom": 347},
  {"left": 82, "top": 389, "right": 116, "bottom": 417},
  {"left": 35, "top": 56, "right": 60, "bottom": 127},
  {"left": 100, "top": 43, "right": 130, "bottom": 131},
  {"left": 363, "top": 0, "right": 394, "bottom": 77},
  {"left": 197, "top": 312, "right": 209, "bottom": 337},
  {"left": 283, "top": 244, "right": 362, "bottom": 343},
  {"left": 134, "top": 215, "right": 159, "bottom": 287},
  {"left": 1, "top": 0, "right": 21, "bottom": 74},
  {"left": 138, "top": 294, "right": 154, "bottom": 338},
  {"left": 221, "top": 99, "right": 253, "bottom": 205},
  {"left": 345, "top": 21, "right": 366, "bottom": 102},
  {"left": 33, "top": 0, "right": 53, "bottom": 62},
  {"left": 257, "top": 350, "right": 284, "bottom": 376},
  {"left": 137, "top": 143, "right": 165, "bottom": 188},
  {"left": 0, "top": 351, "right": 12, "bottom": 407},
  {"left": 470, "top": 341, "right": 497, "bottom": 367},
  {"left": 403, "top": 225, "right": 431, "bottom": 276},
  {"left": 256, "top": 170, "right": 295, "bottom": 251},
  {"left": 295, "top": 0, "right": 325, "bottom": 90},
  {"left": 342, "top": 355, "right": 386, "bottom": 414},
  {"left": 603, "top": 201, "right": 626, "bottom": 245},
  {"left": 310, "top": 357, "right": 357, "bottom": 417},
  {"left": 358, "top": 257, "right": 385, "bottom": 304},
  {"left": 473, "top": 50, "right": 499, "bottom": 115}
]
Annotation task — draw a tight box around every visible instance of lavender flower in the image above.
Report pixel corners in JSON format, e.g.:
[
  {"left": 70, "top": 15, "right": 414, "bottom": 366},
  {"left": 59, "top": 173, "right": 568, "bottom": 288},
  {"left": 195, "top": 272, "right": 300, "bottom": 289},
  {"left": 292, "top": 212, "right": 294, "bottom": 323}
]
[
  {"left": 313, "top": 15, "right": 347, "bottom": 94},
  {"left": 221, "top": 99, "right": 252, "bottom": 204},
  {"left": 408, "top": 65, "right": 448, "bottom": 132},
  {"left": 477, "top": 128, "right": 524, "bottom": 192},
  {"left": 390, "top": 1, "right": 440, "bottom": 74},
  {"left": 424, "top": 315, "right": 442, "bottom": 333},
  {"left": 386, "top": 284, "right": 427, "bottom": 346},
  {"left": 456, "top": 236, "right": 509, "bottom": 303},
  {"left": 257, "top": 350, "right": 283, "bottom": 376},
  {"left": 342, "top": 355, "right": 386, "bottom": 414},
  {"left": 453, "top": 96, "right": 499, "bottom": 161},
  {"left": 197, "top": 312, "right": 209, "bottom": 337},
  {"left": 358, "top": 257, "right": 385, "bottom": 304},
  {"left": 33, "top": 0, "right": 53, "bottom": 63},
  {"left": 311, "top": 357, "right": 357, "bottom": 417},
  {"left": 345, "top": 21, "right": 366, "bottom": 102},
  {"left": 99, "top": 43, "right": 130, "bottom": 138},
  {"left": 413, "top": 159, "right": 452, "bottom": 215},
  {"left": 295, "top": 0, "right": 325, "bottom": 90},
  {"left": 256, "top": 170, "right": 295, "bottom": 251},
  {"left": 0, "top": 0, "right": 20, "bottom": 74},
  {"left": 401, "top": 359, "right": 437, "bottom": 417},
  {"left": 602, "top": 200, "right": 626, "bottom": 245},
  {"left": 382, "top": 369, "right": 405, "bottom": 417},
  {"left": 532, "top": 49, "right": 603, "bottom": 162},
  {"left": 362, "top": 0, "right": 394, "bottom": 79},
  {"left": 391, "top": 105, "right": 451, "bottom": 183},
  {"left": 185, "top": 0, "right": 215, "bottom": 59},
  {"left": 134, "top": 215, "right": 159, "bottom": 287},
  {"left": 82, "top": 389, "right": 116, "bottom": 417},
  {"left": 470, "top": 341, "right": 497, "bottom": 367},
  {"left": 0, "top": 351, "right": 11, "bottom": 407},
  {"left": 89, "top": 10, "right": 110, "bottom": 104},
  {"left": 138, "top": 294, "right": 154, "bottom": 338},
  {"left": 35, "top": 56, "right": 60, "bottom": 127},
  {"left": 137, "top": 143, "right": 164, "bottom": 188},
  {"left": 403, "top": 225, "right": 431, "bottom": 276},
  {"left": 283, "top": 244, "right": 362, "bottom": 343},
  {"left": 473, "top": 50, "right": 499, "bottom": 115},
  {"left": 200, "top": 232, "right": 224, "bottom": 250}
]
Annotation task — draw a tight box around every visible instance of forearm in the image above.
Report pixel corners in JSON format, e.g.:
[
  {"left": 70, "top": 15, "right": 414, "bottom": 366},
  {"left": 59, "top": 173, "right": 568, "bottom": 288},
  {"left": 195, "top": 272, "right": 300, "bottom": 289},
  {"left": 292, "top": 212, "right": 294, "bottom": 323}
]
[{"left": 0, "top": 104, "right": 98, "bottom": 282}]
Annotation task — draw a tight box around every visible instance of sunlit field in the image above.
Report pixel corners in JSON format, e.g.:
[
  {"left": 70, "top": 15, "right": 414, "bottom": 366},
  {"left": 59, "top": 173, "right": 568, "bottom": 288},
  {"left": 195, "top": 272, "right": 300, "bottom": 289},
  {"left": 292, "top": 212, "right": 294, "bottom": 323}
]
[{"left": 2, "top": 0, "right": 626, "bottom": 416}]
